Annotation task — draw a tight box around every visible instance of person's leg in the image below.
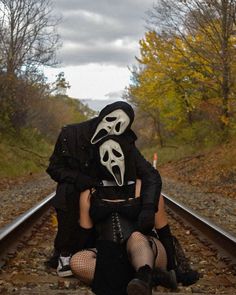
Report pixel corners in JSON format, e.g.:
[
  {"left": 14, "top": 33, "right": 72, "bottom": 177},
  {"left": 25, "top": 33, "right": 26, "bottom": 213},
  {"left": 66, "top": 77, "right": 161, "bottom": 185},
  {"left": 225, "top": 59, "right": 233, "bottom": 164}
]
[
  {"left": 55, "top": 205, "right": 79, "bottom": 277},
  {"left": 149, "top": 237, "right": 177, "bottom": 290},
  {"left": 154, "top": 195, "right": 177, "bottom": 271},
  {"left": 55, "top": 190, "right": 94, "bottom": 277},
  {"left": 126, "top": 231, "right": 154, "bottom": 295},
  {"left": 70, "top": 249, "right": 97, "bottom": 285},
  {"left": 75, "top": 190, "right": 96, "bottom": 251},
  {"left": 155, "top": 195, "right": 200, "bottom": 286}
]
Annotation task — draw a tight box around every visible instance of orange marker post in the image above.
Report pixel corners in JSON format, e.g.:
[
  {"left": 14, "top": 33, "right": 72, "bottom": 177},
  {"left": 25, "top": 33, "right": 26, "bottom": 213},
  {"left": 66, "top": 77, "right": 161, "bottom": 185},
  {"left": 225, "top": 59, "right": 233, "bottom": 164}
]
[{"left": 153, "top": 152, "right": 158, "bottom": 169}]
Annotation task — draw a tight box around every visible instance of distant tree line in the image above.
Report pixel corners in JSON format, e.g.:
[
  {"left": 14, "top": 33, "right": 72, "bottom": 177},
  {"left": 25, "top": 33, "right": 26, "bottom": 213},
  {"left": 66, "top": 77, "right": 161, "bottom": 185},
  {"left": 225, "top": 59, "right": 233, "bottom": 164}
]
[
  {"left": 124, "top": 0, "right": 236, "bottom": 148},
  {"left": 0, "top": 0, "right": 90, "bottom": 142}
]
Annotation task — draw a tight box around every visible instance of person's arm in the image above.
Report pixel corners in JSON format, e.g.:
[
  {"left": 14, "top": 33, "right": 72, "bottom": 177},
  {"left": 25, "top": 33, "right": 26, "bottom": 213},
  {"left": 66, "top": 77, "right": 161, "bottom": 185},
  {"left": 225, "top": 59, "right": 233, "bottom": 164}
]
[
  {"left": 134, "top": 146, "right": 162, "bottom": 208},
  {"left": 46, "top": 127, "right": 99, "bottom": 191},
  {"left": 133, "top": 146, "right": 162, "bottom": 233}
]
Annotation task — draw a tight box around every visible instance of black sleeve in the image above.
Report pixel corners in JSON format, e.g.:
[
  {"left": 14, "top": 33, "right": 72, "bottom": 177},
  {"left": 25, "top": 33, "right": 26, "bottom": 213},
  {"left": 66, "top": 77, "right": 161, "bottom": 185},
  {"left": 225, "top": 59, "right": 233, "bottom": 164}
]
[
  {"left": 46, "top": 127, "right": 98, "bottom": 191},
  {"left": 134, "top": 146, "right": 162, "bottom": 211},
  {"left": 46, "top": 127, "right": 78, "bottom": 184}
]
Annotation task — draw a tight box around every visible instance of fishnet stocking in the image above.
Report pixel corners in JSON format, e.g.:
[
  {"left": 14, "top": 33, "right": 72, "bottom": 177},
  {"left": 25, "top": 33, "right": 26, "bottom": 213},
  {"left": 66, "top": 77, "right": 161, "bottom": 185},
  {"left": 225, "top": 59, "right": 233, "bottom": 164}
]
[
  {"left": 70, "top": 249, "right": 97, "bottom": 285},
  {"left": 126, "top": 231, "right": 154, "bottom": 271}
]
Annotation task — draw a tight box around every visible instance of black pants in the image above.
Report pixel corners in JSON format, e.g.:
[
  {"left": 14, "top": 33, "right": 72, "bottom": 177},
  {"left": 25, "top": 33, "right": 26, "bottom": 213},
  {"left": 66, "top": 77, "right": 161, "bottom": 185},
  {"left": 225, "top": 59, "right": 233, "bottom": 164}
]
[{"left": 54, "top": 196, "right": 79, "bottom": 254}]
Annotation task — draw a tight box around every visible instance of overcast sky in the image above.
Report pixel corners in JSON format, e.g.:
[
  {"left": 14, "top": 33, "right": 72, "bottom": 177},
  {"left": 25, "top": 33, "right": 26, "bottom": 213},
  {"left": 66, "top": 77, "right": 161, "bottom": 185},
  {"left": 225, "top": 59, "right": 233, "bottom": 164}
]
[{"left": 45, "top": 0, "right": 154, "bottom": 100}]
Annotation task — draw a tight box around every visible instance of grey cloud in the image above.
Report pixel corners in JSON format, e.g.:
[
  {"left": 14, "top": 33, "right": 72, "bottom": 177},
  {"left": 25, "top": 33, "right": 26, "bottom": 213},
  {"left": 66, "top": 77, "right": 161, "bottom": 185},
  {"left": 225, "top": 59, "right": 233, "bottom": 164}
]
[
  {"left": 58, "top": 42, "right": 136, "bottom": 66},
  {"left": 52, "top": 0, "right": 154, "bottom": 66},
  {"left": 105, "top": 90, "right": 124, "bottom": 100}
]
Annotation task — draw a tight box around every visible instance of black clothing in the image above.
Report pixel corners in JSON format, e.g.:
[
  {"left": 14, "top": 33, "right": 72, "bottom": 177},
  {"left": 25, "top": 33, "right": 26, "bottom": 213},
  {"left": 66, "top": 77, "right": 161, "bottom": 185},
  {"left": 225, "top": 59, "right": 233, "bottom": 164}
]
[
  {"left": 54, "top": 194, "right": 80, "bottom": 254},
  {"left": 127, "top": 265, "right": 153, "bottom": 295},
  {"left": 90, "top": 197, "right": 141, "bottom": 224},
  {"left": 157, "top": 225, "right": 177, "bottom": 271},
  {"left": 47, "top": 123, "right": 161, "bottom": 211},
  {"left": 137, "top": 203, "right": 156, "bottom": 234},
  {"left": 46, "top": 101, "right": 162, "bottom": 254},
  {"left": 90, "top": 197, "right": 141, "bottom": 243},
  {"left": 94, "top": 182, "right": 136, "bottom": 200},
  {"left": 92, "top": 240, "right": 134, "bottom": 295}
]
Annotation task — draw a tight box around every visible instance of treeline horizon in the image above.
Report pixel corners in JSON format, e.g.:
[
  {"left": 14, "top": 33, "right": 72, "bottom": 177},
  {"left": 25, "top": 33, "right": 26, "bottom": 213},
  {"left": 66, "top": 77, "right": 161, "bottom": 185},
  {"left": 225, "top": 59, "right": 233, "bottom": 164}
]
[{"left": 124, "top": 0, "right": 236, "bottom": 149}]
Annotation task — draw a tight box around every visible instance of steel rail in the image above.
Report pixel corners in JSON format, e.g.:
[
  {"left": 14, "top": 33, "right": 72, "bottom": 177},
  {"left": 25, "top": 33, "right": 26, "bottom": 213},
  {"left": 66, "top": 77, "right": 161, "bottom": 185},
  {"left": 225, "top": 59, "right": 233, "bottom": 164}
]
[
  {"left": 162, "top": 192, "right": 236, "bottom": 265},
  {"left": 1, "top": 191, "right": 236, "bottom": 268},
  {"left": 0, "top": 192, "right": 55, "bottom": 267}
]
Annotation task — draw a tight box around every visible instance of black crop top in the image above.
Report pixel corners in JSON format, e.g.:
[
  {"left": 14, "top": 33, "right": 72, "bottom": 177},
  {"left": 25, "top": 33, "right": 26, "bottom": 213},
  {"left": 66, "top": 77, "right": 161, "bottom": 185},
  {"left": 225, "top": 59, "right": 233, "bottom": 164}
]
[
  {"left": 89, "top": 196, "right": 141, "bottom": 224},
  {"left": 94, "top": 183, "right": 136, "bottom": 200}
]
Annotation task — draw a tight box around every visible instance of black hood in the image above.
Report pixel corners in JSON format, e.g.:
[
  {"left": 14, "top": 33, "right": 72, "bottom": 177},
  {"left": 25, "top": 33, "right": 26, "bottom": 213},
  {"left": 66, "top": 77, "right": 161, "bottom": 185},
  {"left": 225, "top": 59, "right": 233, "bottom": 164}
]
[{"left": 98, "top": 101, "right": 135, "bottom": 129}]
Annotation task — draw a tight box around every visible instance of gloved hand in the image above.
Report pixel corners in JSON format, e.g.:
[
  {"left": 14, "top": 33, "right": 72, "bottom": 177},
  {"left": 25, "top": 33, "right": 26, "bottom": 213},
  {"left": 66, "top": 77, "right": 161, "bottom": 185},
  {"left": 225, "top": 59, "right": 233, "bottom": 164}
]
[
  {"left": 137, "top": 203, "right": 156, "bottom": 234},
  {"left": 75, "top": 172, "right": 100, "bottom": 191}
]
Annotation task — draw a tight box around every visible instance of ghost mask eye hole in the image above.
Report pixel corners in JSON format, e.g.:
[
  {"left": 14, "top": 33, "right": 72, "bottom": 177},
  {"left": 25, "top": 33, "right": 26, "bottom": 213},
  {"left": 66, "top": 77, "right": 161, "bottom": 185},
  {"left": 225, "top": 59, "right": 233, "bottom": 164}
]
[
  {"left": 103, "top": 151, "right": 109, "bottom": 162},
  {"left": 105, "top": 116, "right": 116, "bottom": 122},
  {"left": 112, "top": 149, "right": 122, "bottom": 157}
]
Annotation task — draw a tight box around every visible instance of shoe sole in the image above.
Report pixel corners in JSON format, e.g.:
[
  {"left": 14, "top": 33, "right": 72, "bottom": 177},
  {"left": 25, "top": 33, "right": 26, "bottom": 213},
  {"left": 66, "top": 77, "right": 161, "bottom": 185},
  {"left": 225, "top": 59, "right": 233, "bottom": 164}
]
[
  {"left": 57, "top": 270, "right": 73, "bottom": 277},
  {"left": 127, "top": 279, "right": 152, "bottom": 295}
]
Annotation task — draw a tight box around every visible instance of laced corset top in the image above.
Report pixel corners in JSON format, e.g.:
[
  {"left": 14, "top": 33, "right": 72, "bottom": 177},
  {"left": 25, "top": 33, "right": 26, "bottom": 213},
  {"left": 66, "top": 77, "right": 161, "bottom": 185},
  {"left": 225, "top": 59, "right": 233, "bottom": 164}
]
[{"left": 89, "top": 196, "right": 141, "bottom": 244}]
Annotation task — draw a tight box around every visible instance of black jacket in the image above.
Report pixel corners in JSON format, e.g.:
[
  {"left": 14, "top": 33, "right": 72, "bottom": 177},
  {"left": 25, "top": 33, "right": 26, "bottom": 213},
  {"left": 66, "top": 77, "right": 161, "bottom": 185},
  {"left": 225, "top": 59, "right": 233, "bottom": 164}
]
[{"left": 46, "top": 120, "right": 162, "bottom": 211}]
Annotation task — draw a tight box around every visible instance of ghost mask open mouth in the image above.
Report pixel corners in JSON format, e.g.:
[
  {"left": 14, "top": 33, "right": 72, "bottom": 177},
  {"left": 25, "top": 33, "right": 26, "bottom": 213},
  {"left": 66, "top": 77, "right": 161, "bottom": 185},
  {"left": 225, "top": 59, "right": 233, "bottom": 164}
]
[
  {"left": 99, "top": 139, "right": 125, "bottom": 186},
  {"left": 91, "top": 109, "right": 130, "bottom": 144}
]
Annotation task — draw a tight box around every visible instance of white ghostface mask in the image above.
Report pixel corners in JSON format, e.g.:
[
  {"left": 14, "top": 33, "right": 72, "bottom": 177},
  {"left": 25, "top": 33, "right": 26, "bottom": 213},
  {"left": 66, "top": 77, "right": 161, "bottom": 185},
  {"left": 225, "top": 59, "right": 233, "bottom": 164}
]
[
  {"left": 99, "top": 139, "right": 125, "bottom": 186},
  {"left": 91, "top": 109, "right": 130, "bottom": 144}
]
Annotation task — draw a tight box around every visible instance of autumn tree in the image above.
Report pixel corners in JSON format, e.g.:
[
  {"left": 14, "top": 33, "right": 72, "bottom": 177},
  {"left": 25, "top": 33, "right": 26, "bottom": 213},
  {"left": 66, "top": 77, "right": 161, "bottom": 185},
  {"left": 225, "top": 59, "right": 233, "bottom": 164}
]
[
  {"left": 0, "top": 0, "right": 60, "bottom": 129},
  {"left": 147, "top": 0, "right": 236, "bottom": 131},
  {"left": 0, "top": 0, "right": 59, "bottom": 77}
]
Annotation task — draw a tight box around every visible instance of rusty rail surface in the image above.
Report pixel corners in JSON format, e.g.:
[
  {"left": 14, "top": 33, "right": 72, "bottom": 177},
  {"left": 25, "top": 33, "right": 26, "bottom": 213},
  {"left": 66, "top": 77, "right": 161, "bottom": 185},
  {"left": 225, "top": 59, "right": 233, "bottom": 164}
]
[
  {"left": 0, "top": 192, "right": 55, "bottom": 267},
  {"left": 162, "top": 192, "right": 236, "bottom": 265},
  {"left": 1, "top": 191, "right": 235, "bottom": 268}
]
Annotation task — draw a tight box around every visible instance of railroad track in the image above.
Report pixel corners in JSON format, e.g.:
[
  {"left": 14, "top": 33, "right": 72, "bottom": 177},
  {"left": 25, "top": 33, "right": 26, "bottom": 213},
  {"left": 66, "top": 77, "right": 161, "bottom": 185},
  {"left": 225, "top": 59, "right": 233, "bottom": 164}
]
[
  {"left": 162, "top": 192, "right": 236, "bottom": 266},
  {"left": 0, "top": 192, "right": 236, "bottom": 294},
  {"left": 0, "top": 192, "right": 55, "bottom": 268}
]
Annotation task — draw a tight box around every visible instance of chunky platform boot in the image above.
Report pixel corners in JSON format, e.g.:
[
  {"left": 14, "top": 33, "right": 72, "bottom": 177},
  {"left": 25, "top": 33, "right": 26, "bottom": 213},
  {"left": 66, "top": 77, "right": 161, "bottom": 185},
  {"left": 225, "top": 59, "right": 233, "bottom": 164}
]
[
  {"left": 152, "top": 267, "right": 177, "bottom": 290},
  {"left": 127, "top": 265, "right": 153, "bottom": 295}
]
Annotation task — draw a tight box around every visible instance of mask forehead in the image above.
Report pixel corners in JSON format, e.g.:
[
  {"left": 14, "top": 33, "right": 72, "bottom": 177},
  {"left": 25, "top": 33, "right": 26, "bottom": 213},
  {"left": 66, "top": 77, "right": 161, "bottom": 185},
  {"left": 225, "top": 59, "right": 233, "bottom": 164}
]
[
  {"left": 91, "top": 109, "right": 130, "bottom": 144},
  {"left": 99, "top": 139, "right": 125, "bottom": 186}
]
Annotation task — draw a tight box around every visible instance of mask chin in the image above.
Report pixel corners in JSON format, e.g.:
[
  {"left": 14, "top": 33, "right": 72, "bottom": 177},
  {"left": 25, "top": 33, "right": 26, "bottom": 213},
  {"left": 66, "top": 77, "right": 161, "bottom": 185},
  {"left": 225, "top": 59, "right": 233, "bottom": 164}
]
[
  {"left": 112, "top": 165, "right": 123, "bottom": 186},
  {"left": 91, "top": 129, "right": 108, "bottom": 144}
]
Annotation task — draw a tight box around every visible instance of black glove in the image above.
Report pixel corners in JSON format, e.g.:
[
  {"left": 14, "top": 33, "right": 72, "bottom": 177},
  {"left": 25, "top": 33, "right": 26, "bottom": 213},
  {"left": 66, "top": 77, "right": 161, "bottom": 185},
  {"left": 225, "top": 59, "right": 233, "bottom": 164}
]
[
  {"left": 137, "top": 203, "right": 156, "bottom": 234},
  {"left": 75, "top": 172, "right": 100, "bottom": 191}
]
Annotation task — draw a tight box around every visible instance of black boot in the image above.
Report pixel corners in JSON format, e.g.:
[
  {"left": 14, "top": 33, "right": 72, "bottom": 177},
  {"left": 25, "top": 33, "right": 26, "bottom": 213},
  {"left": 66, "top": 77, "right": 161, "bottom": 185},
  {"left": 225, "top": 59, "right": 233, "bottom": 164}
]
[
  {"left": 156, "top": 225, "right": 177, "bottom": 271},
  {"left": 127, "top": 265, "right": 153, "bottom": 295},
  {"left": 175, "top": 269, "right": 200, "bottom": 286},
  {"left": 152, "top": 267, "right": 177, "bottom": 290}
]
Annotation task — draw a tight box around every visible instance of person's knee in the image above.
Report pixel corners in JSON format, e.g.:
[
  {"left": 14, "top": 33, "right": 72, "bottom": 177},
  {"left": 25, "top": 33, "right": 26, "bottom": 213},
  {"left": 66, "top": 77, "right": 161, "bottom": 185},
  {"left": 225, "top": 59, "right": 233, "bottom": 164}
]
[
  {"left": 129, "top": 231, "right": 147, "bottom": 243},
  {"left": 70, "top": 253, "right": 84, "bottom": 273}
]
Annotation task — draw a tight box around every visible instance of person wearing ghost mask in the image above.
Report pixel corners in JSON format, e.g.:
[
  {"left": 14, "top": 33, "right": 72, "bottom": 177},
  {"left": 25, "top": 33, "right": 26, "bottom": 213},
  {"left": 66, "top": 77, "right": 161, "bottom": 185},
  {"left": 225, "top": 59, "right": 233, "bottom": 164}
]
[
  {"left": 70, "top": 135, "right": 199, "bottom": 295},
  {"left": 46, "top": 101, "right": 162, "bottom": 277},
  {"left": 70, "top": 137, "right": 177, "bottom": 295}
]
